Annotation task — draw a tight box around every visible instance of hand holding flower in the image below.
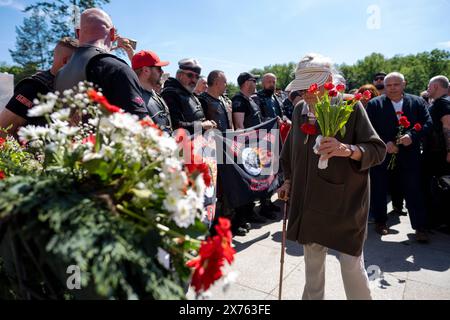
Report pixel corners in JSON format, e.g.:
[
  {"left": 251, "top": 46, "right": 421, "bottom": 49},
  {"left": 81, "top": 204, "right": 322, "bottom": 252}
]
[{"left": 397, "top": 134, "right": 412, "bottom": 147}]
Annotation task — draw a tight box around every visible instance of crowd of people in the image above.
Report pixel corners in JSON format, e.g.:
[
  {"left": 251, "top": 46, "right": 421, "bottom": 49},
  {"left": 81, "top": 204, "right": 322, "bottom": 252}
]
[{"left": 0, "top": 7, "right": 449, "bottom": 300}]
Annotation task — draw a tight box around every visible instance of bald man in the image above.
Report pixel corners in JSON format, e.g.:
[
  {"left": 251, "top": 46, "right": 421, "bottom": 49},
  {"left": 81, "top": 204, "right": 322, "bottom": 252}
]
[
  {"left": 0, "top": 37, "right": 78, "bottom": 137},
  {"left": 54, "top": 8, "right": 147, "bottom": 118},
  {"left": 252, "top": 73, "right": 284, "bottom": 120}
]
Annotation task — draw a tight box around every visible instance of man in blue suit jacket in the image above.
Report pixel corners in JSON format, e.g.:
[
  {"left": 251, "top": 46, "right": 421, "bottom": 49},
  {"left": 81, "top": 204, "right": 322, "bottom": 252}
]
[{"left": 366, "top": 72, "right": 432, "bottom": 243}]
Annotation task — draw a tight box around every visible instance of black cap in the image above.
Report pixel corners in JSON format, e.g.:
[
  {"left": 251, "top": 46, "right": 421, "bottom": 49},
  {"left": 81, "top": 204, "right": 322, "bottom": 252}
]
[
  {"left": 178, "top": 58, "right": 202, "bottom": 75},
  {"left": 373, "top": 72, "right": 387, "bottom": 79},
  {"left": 237, "top": 72, "right": 260, "bottom": 87}
]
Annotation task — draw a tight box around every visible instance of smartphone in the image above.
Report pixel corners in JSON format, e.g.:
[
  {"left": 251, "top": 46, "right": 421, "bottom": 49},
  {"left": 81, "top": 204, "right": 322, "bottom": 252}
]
[{"left": 128, "top": 39, "right": 137, "bottom": 50}]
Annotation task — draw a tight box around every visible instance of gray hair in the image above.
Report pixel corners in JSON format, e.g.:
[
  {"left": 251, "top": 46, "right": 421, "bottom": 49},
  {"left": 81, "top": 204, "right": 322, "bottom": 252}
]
[
  {"left": 429, "top": 75, "right": 449, "bottom": 89},
  {"left": 384, "top": 72, "right": 405, "bottom": 83}
]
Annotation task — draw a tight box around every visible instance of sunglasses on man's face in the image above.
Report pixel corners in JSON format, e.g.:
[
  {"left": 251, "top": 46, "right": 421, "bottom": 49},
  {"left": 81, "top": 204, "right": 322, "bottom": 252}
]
[
  {"left": 374, "top": 77, "right": 385, "bottom": 81},
  {"left": 182, "top": 71, "right": 200, "bottom": 80}
]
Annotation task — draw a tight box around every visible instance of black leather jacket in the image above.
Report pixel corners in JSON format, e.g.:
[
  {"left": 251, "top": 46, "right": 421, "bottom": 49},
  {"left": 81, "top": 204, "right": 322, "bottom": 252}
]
[
  {"left": 142, "top": 89, "right": 173, "bottom": 133},
  {"left": 161, "top": 77, "right": 205, "bottom": 134},
  {"left": 199, "top": 92, "right": 233, "bottom": 132}
]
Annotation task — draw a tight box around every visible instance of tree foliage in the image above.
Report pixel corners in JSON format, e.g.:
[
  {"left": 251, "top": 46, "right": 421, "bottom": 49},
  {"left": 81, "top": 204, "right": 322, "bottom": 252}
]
[
  {"left": 249, "top": 62, "right": 297, "bottom": 91},
  {"left": 8, "top": 8, "right": 52, "bottom": 69}
]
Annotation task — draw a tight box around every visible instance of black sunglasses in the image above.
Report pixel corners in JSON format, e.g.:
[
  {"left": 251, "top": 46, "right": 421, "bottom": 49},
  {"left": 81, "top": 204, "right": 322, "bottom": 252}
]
[
  {"left": 182, "top": 71, "right": 200, "bottom": 80},
  {"left": 374, "top": 77, "right": 385, "bottom": 81}
]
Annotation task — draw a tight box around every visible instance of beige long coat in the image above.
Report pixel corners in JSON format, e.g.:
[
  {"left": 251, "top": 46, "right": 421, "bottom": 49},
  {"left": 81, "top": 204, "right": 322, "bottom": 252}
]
[{"left": 280, "top": 101, "right": 386, "bottom": 256}]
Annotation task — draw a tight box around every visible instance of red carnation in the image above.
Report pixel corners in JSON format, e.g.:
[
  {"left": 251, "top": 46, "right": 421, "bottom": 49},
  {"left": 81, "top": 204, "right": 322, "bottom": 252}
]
[
  {"left": 185, "top": 159, "right": 212, "bottom": 187},
  {"left": 324, "top": 83, "right": 335, "bottom": 91},
  {"left": 396, "top": 111, "right": 404, "bottom": 116},
  {"left": 354, "top": 93, "right": 363, "bottom": 101},
  {"left": 308, "top": 83, "right": 318, "bottom": 94},
  {"left": 300, "top": 123, "right": 318, "bottom": 136},
  {"left": 0, "top": 137, "right": 5, "bottom": 147},
  {"left": 328, "top": 89, "right": 338, "bottom": 97},
  {"left": 336, "top": 84, "right": 346, "bottom": 92},
  {"left": 87, "top": 89, "right": 122, "bottom": 113},
  {"left": 187, "top": 217, "right": 235, "bottom": 293},
  {"left": 0, "top": 170, "right": 6, "bottom": 180},
  {"left": 363, "top": 90, "right": 372, "bottom": 100},
  {"left": 399, "top": 116, "right": 411, "bottom": 128},
  {"left": 414, "top": 123, "right": 422, "bottom": 132}
]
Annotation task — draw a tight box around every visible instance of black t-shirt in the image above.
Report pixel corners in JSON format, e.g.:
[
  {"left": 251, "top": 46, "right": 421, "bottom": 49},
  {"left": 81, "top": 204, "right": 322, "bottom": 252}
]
[
  {"left": 5, "top": 70, "right": 53, "bottom": 126},
  {"left": 87, "top": 57, "right": 148, "bottom": 118},
  {"left": 232, "top": 92, "right": 263, "bottom": 128},
  {"left": 428, "top": 95, "right": 450, "bottom": 152}
]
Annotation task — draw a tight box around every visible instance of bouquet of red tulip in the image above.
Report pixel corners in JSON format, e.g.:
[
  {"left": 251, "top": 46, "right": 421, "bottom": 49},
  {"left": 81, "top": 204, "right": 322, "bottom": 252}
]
[
  {"left": 387, "top": 112, "right": 422, "bottom": 170},
  {"left": 308, "top": 82, "right": 371, "bottom": 169}
]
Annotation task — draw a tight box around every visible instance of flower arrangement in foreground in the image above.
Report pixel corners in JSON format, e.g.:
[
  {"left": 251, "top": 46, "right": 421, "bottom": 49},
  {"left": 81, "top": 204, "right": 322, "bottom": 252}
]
[
  {"left": 0, "top": 82, "right": 234, "bottom": 300},
  {"left": 308, "top": 82, "right": 371, "bottom": 169}
]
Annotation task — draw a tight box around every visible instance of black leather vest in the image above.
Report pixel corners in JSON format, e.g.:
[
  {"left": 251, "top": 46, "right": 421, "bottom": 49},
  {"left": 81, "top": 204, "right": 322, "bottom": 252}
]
[
  {"left": 54, "top": 45, "right": 120, "bottom": 92},
  {"left": 255, "top": 90, "right": 283, "bottom": 119},
  {"left": 199, "top": 92, "right": 232, "bottom": 132},
  {"left": 142, "top": 89, "right": 172, "bottom": 133}
]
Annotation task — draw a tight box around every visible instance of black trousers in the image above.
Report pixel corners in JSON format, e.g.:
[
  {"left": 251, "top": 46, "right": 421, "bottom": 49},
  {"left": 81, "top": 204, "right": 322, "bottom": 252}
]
[{"left": 370, "top": 156, "right": 427, "bottom": 230}]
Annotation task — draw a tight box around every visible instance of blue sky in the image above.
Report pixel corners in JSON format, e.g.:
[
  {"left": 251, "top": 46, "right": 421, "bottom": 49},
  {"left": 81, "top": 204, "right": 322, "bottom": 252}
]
[{"left": 1, "top": 0, "right": 449, "bottom": 84}]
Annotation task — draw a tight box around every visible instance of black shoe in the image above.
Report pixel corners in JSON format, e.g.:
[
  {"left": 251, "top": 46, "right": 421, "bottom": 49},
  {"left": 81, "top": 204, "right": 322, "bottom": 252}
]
[
  {"left": 232, "top": 226, "right": 247, "bottom": 237},
  {"left": 247, "top": 213, "right": 267, "bottom": 224},
  {"left": 241, "top": 222, "right": 252, "bottom": 231}
]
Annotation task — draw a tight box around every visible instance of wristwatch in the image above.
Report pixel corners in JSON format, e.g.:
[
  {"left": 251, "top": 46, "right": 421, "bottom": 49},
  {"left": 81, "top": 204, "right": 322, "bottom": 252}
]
[{"left": 347, "top": 144, "right": 357, "bottom": 158}]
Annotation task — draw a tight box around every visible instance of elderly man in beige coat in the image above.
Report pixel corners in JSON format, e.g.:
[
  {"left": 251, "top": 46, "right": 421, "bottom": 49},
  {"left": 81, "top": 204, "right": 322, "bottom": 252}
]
[{"left": 278, "top": 53, "right": 386, "bottom": 300}]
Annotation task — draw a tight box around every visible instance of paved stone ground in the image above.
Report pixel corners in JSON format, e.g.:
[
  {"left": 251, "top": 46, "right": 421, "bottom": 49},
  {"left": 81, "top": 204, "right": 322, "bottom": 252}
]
[{"left": 188, "top": 199, "right": 450, "bottom": 300}]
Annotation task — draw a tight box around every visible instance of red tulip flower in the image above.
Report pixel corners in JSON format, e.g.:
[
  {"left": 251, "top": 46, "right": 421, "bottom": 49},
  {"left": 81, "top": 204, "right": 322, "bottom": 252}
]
[
  {"left": 363, "top": 90, "right": 372, "bottom": 100},
  {"left": 354, "top": 93, "right": 363, "bottom": 101},
  {"left": 308, "top": 83, "right": 318, "bottom": 94},
  {"left": 324, "top": 83, "right": 335, "bottom": 91},
  {"left": 328, "top": 89, "right": 338, "bottom": 97},
  {"left": 336, "top": 84, "right": 346, "bottom": 92}
]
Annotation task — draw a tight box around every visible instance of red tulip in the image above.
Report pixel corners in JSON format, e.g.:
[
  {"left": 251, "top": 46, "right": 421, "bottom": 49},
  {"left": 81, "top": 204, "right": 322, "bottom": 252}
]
[
  {"left": 324, "top": 83, "right": 335, "bottom": 91},
  {"left": 308, "top": 83, "right": 318, "bottom": 94},
  {"left": 363, "top": 90, "right": 372, "bottom": 100},
  {"left": 328, "top": 90, "right": 338, "bottom": 97},
  {"left": 300, "top": 123, "right": 318, "bottom": 136},
  {"left": 336, "top": 84, "right": 346, "bottom": 92},
  {"left": 354, "top": 93, "right": 363, "bottom": 101}
]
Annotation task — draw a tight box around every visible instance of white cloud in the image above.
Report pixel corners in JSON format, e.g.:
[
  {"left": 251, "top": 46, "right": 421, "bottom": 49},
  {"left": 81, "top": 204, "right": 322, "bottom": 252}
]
[
  {"left": 0, "top": 0, "right": 25, "bottom": 11},
  {"left": 437, "top": 41, "right": 450, "bottom": 48}
]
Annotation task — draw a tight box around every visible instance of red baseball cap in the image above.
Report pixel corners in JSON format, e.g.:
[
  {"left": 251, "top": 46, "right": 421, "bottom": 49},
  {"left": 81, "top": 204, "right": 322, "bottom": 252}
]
[{"left": 132, "top": 50, "right": 170, "bottom": 70}]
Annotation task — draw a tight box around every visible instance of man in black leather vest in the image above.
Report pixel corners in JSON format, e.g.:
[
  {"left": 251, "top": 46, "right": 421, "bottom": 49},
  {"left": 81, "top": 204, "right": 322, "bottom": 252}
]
[
  {"left": 199, "top": 70, "right": 233, "bottom": 132},
  {"left": 161, "top": 59, "right": 216, "bottom": 134},
  {"left": 0, "top": 37, "right": 78, "bottom": 137},
  {"left": 132, "top": 50, "right": 173, "bottom": 134},
  {"left": 252, "top": 73, "right": 284, "bottom": 121},
  {"left": 54, "top": 8, "right": 147, "bottom": 118}
]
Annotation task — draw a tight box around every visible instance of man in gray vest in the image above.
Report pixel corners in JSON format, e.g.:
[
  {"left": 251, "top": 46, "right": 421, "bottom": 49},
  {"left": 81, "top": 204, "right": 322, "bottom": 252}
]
[{"left": 54, "top": 8, "right": 147, "bottom": 118}]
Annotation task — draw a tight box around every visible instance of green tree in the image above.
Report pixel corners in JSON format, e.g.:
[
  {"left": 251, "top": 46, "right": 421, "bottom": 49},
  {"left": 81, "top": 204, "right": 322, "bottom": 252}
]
[
  {"left": 0, "top": 63, "right": 39, "bottom": 85},
  {"left": 250, "top": 62, "right": 296, "bottom": 91},
  {"left": 9, "top": 8, "right": 52, "bottom": 69}
]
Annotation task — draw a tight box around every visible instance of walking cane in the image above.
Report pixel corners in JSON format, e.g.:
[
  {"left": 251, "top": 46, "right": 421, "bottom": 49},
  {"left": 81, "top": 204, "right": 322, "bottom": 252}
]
[{"left": 278, "top": 200, "right": 288, "bottom": 300}]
